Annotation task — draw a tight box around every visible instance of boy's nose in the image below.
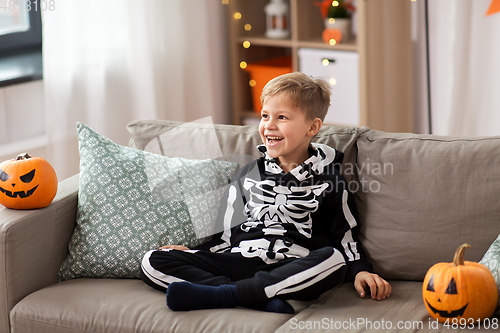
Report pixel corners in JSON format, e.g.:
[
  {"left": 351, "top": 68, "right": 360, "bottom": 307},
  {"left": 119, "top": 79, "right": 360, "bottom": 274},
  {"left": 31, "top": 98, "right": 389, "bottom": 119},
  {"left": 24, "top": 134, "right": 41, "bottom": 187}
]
[{"left": 265, "top": 119, "right": 277, "bottom": 129}]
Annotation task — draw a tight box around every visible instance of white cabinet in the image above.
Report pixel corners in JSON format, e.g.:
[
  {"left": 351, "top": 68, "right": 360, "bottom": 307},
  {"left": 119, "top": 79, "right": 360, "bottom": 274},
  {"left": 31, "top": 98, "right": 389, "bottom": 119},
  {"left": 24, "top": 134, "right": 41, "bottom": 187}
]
[{"left": 299, "top": 48, "right": 360, "bottom": 127}]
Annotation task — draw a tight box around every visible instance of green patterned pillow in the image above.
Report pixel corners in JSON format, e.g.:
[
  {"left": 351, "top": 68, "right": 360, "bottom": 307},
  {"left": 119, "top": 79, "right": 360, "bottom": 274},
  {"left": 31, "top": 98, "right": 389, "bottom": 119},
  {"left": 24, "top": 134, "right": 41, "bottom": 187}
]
[
  {"left": 59, "top": 123, "right": 239, "bottom": 280},
  {"left": 480, "top": 233, "right": 500, "bottom": 314}
]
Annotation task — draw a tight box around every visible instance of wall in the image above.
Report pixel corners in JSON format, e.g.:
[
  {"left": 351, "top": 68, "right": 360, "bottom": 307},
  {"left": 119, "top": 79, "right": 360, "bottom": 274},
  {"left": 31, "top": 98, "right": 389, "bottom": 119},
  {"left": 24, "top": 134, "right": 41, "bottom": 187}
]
[{"left": 0, "top": 81, "right": 47, "bottom": 163}]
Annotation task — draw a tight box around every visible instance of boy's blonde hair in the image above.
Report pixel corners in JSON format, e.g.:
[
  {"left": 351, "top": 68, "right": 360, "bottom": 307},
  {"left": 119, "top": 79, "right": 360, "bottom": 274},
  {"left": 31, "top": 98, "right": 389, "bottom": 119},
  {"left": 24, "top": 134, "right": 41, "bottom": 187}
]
[{"left": 260, "top": 72, "right": 331, "bottom": 121}]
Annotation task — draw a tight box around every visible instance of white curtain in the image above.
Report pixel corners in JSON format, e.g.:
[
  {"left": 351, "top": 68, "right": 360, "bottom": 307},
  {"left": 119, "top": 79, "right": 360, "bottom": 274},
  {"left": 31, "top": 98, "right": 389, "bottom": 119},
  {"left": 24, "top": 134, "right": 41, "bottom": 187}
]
[
  {"left": 42, "top": 0, "right": 229, "bottom": 180},
  {"left": 428, "top": 0, "right": 500, "bottom": 136}
]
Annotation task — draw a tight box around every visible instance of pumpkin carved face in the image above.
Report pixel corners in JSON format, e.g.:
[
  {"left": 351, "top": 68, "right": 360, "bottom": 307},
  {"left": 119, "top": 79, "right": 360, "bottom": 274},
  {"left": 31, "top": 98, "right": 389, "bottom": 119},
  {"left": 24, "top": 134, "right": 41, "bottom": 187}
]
[
  {"left": 422, "top": 244, "right": 498, "bottom": 323},
  {"left": 0, "top": 153, "right": 58, "bottom": 209}
]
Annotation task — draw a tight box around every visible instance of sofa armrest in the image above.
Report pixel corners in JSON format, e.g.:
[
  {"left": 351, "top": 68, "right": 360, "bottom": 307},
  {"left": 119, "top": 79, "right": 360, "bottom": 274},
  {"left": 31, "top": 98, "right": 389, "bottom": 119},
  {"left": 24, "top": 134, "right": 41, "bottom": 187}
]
[{"left": 0, "top": 174, "right": 79, "bottom": 333}]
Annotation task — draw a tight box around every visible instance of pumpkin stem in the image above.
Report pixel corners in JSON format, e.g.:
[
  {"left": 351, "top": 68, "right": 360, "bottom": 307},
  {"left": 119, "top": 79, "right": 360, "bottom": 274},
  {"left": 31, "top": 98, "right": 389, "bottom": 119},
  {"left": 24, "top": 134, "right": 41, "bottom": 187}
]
[
  {"left": 452, "top": 243, "right": 471, "bottom": 266},
  {"left": 16, "top": 153, "right": 31, "bottom": 160}
]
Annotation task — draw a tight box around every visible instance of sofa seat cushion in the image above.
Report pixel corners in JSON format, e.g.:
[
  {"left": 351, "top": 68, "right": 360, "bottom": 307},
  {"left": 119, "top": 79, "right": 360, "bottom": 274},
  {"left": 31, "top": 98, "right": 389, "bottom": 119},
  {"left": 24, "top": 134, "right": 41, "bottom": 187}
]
[
  {"left": 10, "top": 279, "right": 293, "bottom": 333},
  {"left": 275, "top": 280, "right": 491, "bottom": 333}
]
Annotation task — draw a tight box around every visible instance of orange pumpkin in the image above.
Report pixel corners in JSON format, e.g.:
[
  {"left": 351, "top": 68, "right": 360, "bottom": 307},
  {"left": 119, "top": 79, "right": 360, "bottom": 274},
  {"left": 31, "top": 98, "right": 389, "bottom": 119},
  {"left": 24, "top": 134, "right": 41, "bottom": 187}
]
[
  {"left": 322, "top": 28, "right": 343, "bottom": 45},
  {"left": 422, "top": 244, "right": 498, "bottom": 323},
  {"left": 0, "top": 153, "right": 58, "bottom": 209}
]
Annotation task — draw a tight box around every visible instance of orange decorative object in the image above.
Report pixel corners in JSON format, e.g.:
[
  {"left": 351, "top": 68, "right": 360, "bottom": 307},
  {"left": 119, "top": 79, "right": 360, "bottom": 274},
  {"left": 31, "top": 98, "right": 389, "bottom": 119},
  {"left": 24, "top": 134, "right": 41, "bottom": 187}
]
[
  {"left": 322, "top": 28, "right": 343, "bottom": 45},
  {"left": 0, "top": 153, "right": 58, "bottom": 209},
  {"left": 422, "top": 244, "right": 498, "bottom": 323},
  {"left": 315, "top": 0, "right": 333, "bottom": 19},
  {"left": 486, "top": 0, "right": 500, "bottom": 16},
  {"left": 244, "top": 56, "right": 292, "bottom": 113}
]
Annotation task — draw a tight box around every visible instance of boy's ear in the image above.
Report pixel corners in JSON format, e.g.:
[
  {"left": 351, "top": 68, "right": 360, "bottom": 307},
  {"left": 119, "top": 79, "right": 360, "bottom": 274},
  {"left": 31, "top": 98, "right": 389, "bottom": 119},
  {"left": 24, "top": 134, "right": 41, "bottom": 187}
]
[{"left": 307, "top": 118, "right": 322, "bottom": 137}]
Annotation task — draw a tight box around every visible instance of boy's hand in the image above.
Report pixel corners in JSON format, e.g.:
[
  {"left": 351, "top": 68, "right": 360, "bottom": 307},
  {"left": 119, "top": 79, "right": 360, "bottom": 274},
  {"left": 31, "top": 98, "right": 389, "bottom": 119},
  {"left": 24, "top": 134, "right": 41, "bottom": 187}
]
[
  {"left": 159, "top": 245, "right": 190, "bottom": 251},
  {"left": 354, "top": 271, "right": 391, "bottom": 301}
]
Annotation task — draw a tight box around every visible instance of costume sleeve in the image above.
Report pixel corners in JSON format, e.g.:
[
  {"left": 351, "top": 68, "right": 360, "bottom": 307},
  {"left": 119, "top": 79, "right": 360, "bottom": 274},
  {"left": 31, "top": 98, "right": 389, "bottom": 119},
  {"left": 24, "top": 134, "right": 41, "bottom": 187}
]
[
  {"left": 338, "top": 187, "right": 373, "bottom": 282},
  {"left": 194, "top": 160, "right": 259, "bottom": 252}
]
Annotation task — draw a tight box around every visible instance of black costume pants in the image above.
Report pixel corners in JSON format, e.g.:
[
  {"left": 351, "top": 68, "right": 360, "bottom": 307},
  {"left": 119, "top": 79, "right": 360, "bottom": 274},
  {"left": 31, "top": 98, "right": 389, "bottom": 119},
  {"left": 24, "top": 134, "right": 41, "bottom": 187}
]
[{"left": 140, "top": 246, "right": 346, "bottom": 307}]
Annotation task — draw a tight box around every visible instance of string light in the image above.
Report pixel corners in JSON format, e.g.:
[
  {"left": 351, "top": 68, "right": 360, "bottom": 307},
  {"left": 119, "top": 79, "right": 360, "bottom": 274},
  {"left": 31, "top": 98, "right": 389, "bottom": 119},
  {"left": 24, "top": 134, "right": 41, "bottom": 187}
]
[
  {"left": 234, "top": 12, "right": 242, "bottom": 19},
  {"left": 329, "top": 78, "right": 337, "bottom": 85},
  {"left": 221, "top": 0, "right": 229, "bottom": 4},
  {"left": 249, "top": 80, "right": 256, "bottom": 87},
  {"left": 322, "top": 59, "right": 330, "bottom": 66},
  {"left": 329, "top": 39, "right": 337, "bottom": 45},
  {"left": 243, "top": 41, "right": 251, "bottom": 48},
  {"left": 240, "top": 61, "right": 248, "bottom": 69},
  {"left": 332, "top": 1, "right": 339, "bottom": 7},
  {"left": 244, "top": 24, "right": 252, "bottom": 31}
]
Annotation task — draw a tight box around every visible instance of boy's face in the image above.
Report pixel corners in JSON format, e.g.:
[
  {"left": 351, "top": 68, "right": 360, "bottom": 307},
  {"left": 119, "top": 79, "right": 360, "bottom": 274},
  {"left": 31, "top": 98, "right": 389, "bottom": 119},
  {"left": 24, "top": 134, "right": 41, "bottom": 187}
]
[{"left": 259, "top": 93, "right": 321, "bottom": 171}]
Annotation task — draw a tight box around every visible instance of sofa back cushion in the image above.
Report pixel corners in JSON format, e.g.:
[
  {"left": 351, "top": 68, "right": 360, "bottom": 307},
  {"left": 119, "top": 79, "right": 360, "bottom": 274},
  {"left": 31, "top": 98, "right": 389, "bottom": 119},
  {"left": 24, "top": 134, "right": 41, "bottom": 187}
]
[
  {"left": 355, "top": 130, "right": 500, "bottom": 281},
  {"left": 127, "top": 119, "right": 365, "bottom": 184},
  {"left": 128, "top": 118, "right": 263, "bottom": 168}
]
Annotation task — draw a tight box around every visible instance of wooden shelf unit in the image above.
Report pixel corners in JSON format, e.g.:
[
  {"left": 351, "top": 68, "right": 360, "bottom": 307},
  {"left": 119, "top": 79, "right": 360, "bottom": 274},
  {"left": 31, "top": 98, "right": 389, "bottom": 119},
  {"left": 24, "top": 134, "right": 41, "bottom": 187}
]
[{"left": 226, "top": 0, "right": 414, "bottom": 133}]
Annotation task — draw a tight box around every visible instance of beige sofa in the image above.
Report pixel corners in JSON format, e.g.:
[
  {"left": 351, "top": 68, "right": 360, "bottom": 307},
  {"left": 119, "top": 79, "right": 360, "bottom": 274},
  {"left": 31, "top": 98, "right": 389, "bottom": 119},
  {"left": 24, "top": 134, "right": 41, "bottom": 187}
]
[{"left": 1, "top": 119, "right": 499, "bottom": 333}]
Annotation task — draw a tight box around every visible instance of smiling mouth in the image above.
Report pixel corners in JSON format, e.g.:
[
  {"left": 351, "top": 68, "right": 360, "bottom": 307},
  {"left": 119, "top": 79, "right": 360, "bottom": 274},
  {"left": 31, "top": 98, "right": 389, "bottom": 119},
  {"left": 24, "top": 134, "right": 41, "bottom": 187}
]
[
  {"left": 0, "top": 185, "right": 38, "bottom": 198},
  {"left": 266, "top": 136, "right": 284, "bottom": 144},
  {"left": 426, "top": 300, "right": 468, "bottom": 318}
]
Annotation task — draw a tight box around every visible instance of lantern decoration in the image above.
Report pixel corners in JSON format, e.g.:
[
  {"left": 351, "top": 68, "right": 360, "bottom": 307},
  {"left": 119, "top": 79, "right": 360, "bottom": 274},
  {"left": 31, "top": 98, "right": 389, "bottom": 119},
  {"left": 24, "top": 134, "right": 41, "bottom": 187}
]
[
  {"left": 264, "top": 0, "right": 290, "bottom": 39},
  {"left": 486, "top": 0, "right": 500, "bottom": 16},
  {"left": 422, "top": 244, "right": 498, "bottom": 323},
  {"left": 0, "top": 153, "right": 58, "bottom": 210}
]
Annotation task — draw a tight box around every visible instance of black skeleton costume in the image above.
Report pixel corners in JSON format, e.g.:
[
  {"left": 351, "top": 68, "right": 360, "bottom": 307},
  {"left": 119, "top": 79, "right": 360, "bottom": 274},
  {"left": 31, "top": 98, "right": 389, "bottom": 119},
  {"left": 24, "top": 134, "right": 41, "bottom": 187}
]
[{"left": 140, "top": 143, "right": 373, "bottom": 306}]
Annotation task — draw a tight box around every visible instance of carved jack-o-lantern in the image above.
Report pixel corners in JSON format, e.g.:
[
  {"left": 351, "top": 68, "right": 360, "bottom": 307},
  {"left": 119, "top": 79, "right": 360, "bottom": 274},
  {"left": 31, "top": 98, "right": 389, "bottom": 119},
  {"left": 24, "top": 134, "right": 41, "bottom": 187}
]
[
  {"left": 0, "top": 153, "right": 58, "bottom": 209},
  {"left": 422, "top": 244, "right": 498, "bottom": 323}
]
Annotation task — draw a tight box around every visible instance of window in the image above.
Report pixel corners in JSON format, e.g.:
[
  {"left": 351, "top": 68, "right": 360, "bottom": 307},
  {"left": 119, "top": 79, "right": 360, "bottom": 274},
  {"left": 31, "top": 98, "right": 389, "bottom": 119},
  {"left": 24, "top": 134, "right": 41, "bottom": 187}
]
[
  {"left": 0, "top": 3, "right": 30, "bottom": 36},
  {"left": 0, "top": 2, "right": 42, "bottom": 52},
  {"left": 0, "top": 2, "right": 43, "bottom": 87}
]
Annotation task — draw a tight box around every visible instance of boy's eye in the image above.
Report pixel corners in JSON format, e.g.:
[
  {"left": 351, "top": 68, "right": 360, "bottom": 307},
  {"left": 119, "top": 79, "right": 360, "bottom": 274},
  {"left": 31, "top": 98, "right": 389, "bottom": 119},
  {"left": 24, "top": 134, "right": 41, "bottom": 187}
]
[
  {"left": 261, "top": 114, "right": 268, "bottom": 119},
  {"left": 278, "top": 115, "right": 287, "bottom": 120}
]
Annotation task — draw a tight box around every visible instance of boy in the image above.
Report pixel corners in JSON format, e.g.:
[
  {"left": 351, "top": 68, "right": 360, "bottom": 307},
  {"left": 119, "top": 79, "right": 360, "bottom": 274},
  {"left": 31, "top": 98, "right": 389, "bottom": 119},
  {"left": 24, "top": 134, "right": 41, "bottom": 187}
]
[{"left": 140, "top": 72, "right": 391, "bottom": 313}]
